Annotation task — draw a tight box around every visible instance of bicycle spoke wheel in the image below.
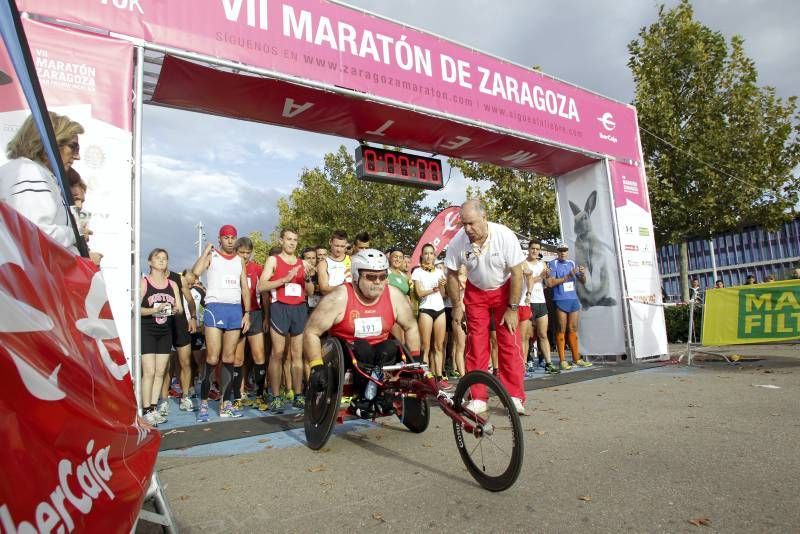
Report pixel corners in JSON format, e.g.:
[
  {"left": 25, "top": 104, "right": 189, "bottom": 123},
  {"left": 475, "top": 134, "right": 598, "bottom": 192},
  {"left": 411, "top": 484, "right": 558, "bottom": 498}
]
[
  {"left": 452, "top": 370, "right": 523, "bottom": 491},
  {"left": 304, "top": 336, "right": 344, "bottom": 450}
]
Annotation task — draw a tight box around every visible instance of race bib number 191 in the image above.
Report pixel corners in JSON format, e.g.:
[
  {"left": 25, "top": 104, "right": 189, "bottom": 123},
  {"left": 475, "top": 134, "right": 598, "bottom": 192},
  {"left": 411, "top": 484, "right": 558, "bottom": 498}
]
[{"left": 354, "top": 316, "right": 382, "bottom": 338}]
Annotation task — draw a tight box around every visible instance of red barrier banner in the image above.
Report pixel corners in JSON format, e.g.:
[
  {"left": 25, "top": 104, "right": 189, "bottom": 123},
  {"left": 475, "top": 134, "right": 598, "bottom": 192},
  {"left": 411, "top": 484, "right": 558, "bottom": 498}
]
[
  {"left": 0, "top": 202, "right": 159, "bottom": 533},
  {"left": 410, "top": 206, "right": 461, "bottom": 269}
]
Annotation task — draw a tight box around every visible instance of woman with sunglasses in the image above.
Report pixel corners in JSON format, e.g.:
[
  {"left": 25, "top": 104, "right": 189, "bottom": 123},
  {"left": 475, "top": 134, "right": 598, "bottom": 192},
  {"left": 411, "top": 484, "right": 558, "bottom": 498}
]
[{"left": 0, "top": 112, "right": 84, "bottom": 253}]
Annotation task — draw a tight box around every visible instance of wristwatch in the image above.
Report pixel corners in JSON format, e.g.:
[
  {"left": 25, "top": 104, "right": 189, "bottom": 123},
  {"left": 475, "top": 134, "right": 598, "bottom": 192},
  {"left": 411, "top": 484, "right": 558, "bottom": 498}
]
[{"left": 508, "top": 304, "right": 519, "bottom": 311}]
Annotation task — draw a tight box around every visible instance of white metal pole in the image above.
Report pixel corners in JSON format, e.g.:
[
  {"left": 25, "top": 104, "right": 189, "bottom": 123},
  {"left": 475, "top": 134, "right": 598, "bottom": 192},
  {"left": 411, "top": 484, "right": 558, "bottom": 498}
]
[
  {"left": 132, "top": 44, "right": 144, "bottom": 413},
  {"left": 709, "top": 238, "right": 718, "bottom": 283}
]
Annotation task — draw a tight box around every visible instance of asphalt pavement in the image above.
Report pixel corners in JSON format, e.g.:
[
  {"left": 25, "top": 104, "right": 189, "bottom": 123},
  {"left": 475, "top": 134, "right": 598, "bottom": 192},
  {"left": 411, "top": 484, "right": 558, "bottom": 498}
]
[{"left": 137, "top": 343, "right": 800, "bottom": 533}]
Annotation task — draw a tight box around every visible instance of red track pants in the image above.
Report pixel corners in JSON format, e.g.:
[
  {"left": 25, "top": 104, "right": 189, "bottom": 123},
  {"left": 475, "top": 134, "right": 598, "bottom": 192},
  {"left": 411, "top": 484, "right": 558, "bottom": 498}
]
[{"left": 463, "top": 280, "right": 525, "bottom": 401}]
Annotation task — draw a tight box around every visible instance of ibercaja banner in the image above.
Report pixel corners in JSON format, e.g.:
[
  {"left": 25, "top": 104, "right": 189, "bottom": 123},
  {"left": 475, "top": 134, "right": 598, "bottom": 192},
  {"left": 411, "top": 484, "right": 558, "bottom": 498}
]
[{"left": 0, "top": 202, "right": 160, "bottom": 533}]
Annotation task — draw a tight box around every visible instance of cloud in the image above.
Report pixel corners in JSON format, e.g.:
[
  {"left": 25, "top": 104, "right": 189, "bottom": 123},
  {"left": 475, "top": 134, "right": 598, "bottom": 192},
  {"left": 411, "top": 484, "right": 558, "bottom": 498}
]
[{"left": 136, "top": 0, "right": 798, "bottom": 268}]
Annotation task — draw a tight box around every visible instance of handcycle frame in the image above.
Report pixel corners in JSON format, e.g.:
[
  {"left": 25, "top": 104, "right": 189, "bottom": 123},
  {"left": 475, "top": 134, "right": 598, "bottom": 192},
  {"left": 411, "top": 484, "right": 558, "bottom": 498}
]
[
  {"left": 305, "top": 334, "right": 524, "bottom": 491},
  {"left": 338, "top": 341, "right": 486, "bottom": 437}
]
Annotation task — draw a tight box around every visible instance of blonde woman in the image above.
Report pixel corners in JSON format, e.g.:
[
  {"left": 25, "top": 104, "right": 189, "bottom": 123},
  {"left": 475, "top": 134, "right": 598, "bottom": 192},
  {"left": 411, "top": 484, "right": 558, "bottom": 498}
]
[{"left": 0, "top": 112, "right": 83, "bottom": 251}]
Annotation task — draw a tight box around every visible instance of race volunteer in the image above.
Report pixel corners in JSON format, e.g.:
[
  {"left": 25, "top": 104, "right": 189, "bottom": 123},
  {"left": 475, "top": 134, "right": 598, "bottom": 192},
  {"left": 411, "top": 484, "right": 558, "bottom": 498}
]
[
  {"left": 304, "top": 249, "right": 421, "bottom": 418},
  {"left": 445, "top": 200, "right": 527, "bottom": 415}
]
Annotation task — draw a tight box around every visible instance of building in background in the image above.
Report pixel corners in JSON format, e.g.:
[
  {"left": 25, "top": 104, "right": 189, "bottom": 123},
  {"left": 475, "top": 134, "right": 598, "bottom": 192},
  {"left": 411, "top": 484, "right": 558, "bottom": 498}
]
[{"left": 658, "top": 216, "right": 800, "bottom": 300}]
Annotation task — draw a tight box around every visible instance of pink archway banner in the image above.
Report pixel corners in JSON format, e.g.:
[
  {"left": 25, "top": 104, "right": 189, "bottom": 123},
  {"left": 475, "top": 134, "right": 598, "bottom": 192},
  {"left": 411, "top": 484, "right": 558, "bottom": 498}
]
[{"left": 17, "top": 0, "right": 639, "bottom": 162}]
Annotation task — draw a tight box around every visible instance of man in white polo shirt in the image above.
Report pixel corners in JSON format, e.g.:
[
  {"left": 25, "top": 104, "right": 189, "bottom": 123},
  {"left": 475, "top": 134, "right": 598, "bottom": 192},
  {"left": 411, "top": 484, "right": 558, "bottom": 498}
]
[{"left": 445, "top": 200, "right": 527, "bottom": 414}]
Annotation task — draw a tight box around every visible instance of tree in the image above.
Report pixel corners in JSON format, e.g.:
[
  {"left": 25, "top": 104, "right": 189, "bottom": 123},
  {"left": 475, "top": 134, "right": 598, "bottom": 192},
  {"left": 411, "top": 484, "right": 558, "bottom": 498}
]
[
  {"left": 276, "top": 145, "right": 433, "bottom": 251},
  {"left": 629, "top": 1, "right": 800, "bottom": 300},
  {"left": 449, "top": 159, "right": 560, "bottom": 242},
  {"left": 248, "top": 230, "right": 271, "bottom": 265}
]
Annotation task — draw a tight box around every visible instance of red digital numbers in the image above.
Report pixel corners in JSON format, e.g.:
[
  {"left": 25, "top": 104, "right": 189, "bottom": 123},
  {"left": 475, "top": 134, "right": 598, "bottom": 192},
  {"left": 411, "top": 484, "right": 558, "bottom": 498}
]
[{"left": 356, "top": 145, "right": 443, "bottom": 190}]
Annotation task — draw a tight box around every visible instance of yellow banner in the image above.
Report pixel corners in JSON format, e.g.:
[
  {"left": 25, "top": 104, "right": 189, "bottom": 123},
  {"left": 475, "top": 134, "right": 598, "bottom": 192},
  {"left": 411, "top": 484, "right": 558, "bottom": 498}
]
[{"left": 702, "top": 279, "right": 800, "bottom": 345}]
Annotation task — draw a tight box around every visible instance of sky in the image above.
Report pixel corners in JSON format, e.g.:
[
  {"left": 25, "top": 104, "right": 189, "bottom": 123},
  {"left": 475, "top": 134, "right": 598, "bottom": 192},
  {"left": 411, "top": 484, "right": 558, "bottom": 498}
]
[{"left": 140, "top": 0, "right": 800, "bottom": 272}]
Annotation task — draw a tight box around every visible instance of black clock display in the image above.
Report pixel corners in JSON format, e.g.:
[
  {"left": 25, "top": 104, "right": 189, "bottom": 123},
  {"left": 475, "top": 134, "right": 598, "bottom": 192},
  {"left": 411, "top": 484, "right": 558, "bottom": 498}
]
[{"left": 355, "top": 145, "right": 443, "bottom": 190}]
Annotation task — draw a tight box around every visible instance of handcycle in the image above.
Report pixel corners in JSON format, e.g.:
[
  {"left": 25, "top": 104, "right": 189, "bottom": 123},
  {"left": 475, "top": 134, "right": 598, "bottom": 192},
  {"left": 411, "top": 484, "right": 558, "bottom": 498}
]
[{"left": 304, "top": 335, "right": 524, "bottom": 491}]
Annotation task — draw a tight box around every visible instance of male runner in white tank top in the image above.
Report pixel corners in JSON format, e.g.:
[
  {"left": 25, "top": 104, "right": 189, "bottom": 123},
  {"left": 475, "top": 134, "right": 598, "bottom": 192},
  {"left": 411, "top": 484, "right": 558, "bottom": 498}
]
[
  {"left": 317, "top": 229, "right": 352, "bottom": 294},
  {"left": 191, "top": 224, "right": 251, "bottom": 421}
]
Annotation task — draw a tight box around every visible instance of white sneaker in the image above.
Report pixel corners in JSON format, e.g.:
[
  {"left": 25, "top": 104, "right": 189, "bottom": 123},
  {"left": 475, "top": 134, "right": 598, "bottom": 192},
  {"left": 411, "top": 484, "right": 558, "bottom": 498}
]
[
  {"left": 179, "top": 396, "right": 194, "bottom": 411},
  {"left": 158, "top": 400, "right": 169, "bottom": 417},
  {"left": 511, "top": 397, "right": 526, "bottom": 415},
  {"left": 143, "top": 410, "right": 159, "bottom": 427},
  {"left": 464, "top": 399, "right": 487, "bottom": 414}
]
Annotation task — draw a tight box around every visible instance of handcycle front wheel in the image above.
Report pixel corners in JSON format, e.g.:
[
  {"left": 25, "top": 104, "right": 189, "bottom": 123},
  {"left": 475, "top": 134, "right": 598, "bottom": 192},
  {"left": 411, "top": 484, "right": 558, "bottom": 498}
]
[
  {"left": 452, "top": 371, "right": 524, "bottom": 491},
  {"left": 395, "top": 395, "right": 429, "bottom": 433},
  {"left": 304, "top": 336, "right": 345, "bottom": 450}
]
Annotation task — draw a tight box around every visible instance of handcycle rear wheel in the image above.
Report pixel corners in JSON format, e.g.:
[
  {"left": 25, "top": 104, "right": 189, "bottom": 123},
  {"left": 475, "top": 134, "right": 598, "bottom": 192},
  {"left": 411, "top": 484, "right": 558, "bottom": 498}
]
[
  {"left": 395, "top": 395, "right": 429, "bottom": 433},
  {"left": 304, "top": 336, "right": 345, "bottom": 450},
  {"left": 452, "top": 371, "right": 524, "bottom": 491}
]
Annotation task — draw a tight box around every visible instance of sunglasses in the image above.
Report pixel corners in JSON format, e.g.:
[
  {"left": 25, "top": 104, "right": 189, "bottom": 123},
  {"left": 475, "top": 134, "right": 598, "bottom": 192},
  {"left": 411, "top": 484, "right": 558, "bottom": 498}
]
[
  {"left": 64, "top": 141, "right": 80, "bottom": 154},
  {"left": 362, "top": 272, "right": 388, "bottom": 283}
]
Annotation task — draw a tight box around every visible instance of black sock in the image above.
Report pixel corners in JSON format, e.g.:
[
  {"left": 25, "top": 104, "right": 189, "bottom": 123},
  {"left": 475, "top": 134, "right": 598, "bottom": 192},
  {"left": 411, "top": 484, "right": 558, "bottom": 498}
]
[
  {"left": 220, "top": 363, "right": 234, "bottom": 402},
  {"left": 254, "top": 363, "right": 267, "bottom": 396},
  {"left": 200, "top": 363, "right": 213, "bottom": 401},
  {"left": 232, "top": 365, "right": 244, "bottom": 401}
]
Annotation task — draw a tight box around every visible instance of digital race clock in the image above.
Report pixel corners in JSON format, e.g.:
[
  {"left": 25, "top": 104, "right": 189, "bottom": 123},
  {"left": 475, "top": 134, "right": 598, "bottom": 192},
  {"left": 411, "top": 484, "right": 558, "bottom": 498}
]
[{"left": 355, "top": 145, "right": 443, "bottom": 190}]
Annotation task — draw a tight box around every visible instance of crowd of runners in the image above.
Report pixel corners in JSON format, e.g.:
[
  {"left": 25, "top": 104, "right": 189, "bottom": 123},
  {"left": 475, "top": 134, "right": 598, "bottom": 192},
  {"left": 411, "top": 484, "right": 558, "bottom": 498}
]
[{"left": 139, "top": 201, "right": 593, "bottom": 426}]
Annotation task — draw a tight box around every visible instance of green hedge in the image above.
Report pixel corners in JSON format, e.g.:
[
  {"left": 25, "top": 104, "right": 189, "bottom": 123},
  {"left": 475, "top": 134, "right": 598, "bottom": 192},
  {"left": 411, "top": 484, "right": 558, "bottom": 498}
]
[{"left": 664, "top": 304, "right": 703, "bottom": 343}]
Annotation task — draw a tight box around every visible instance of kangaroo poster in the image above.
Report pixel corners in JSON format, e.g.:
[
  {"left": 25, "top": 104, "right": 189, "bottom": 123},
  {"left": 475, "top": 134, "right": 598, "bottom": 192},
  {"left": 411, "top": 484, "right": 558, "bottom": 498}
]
[{"left": 555, "top": 162, "right": 626, "bottom": 356}]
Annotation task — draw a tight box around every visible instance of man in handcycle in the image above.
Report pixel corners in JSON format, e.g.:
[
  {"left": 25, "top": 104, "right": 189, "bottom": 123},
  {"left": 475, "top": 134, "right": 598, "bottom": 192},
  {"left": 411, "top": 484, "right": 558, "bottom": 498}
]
[{"left": 304, "top": 249, "right": 421, "bottom": 419}]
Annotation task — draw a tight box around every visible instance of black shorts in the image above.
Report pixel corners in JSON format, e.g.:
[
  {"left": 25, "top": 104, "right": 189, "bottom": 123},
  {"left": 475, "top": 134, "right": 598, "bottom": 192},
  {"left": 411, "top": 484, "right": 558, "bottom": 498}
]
[
  {"left": 532, "top": 302, "right": 549, "bottom": 319},
  {"left": 171, "top": 312, "right": 191, "bottom": 348},
  {"left": 270, "top": 301, "right": 308, "bottom": 336},
  {"left": 246, "top": 310, "right": 264, "bottom": 336},
  {"left": 191, "top": 333, "right": 205, "bottom": 350},
  {"left": 419, "top": 308, "right": 445, "bottom": 320},
  {"left": 142, "top": 330, "right": 172, "bottom": 354}
]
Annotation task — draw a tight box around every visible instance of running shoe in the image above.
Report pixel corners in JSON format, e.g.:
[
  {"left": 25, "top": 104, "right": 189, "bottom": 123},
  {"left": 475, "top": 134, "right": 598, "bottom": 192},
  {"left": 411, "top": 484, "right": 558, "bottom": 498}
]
[
  {"left": 511, "top": 397, "right": 526, "bottom": 415},
  {"left": 168, "top": 378, "right": 182, "bottom": 398},
  {"left": 269, "top": 395, "right": 286, "bottom": 414},
  {"left": 449, "top": 370, "right": 462, "bottom": 379},
  {"left": 538, "top": 358, "right": 547, "bottom": 369},
  {"left": 179, "top": 396, "right": 194, "bottom": 411},
  {"left": 233, "top": 399, "right": 246, "bottom": 414},
  {"left": 158, "top": 400, "right": 169, "bottom": 418},
  {"left": 492, "top": 368, "right": 499, "bottom": 377},
  {"left": 154, "top": 411, "right": 167, "bottom": 424},
  {"left": 220, "top": 400, "right": 242, "bottom": 418},
  {"left": 545, "top": 362, "right": 561, "bottom": 374},
  {"left": 239, "top": 392, "right": 254, "bottom": 407},
  {"left": 560, "top": 361, "right": 572, "bottom": 371},
  {"left": 463, "top": 399, "right": 487, "bottom": 414},
  {"left": 574, "top": 359, "right": 593, "bottom": 368},
  {"left": 340, "top": 396, "right": 353, "bottom": 407},
  {"left": 196, "top": 402, "right": 209, "bottom": 423},
  {"left": 437, "top": 377, "right": 454, "bottom": 392},
  {"left": 526, "top": 361, "right": 536, "bottom": 373},
  {"left": 349, "top": 397, "right": 375, "bottom": 419},
  {"left": 284, "top": 389, "right": 295, "bottom": 402},
  {"left": 253, "top": 395, "right": 269, "bottom": 411},
  {"left": 143, "top": 410, "right": 159, "bottom": 427},
  {"left": 292, "top": 394, "right": 305, "bottom": 410}
]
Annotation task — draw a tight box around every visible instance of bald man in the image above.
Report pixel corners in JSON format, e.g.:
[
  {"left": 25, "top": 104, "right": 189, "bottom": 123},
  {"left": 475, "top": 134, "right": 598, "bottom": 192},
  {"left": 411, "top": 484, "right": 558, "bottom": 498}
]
[{"left": 445, "top": 200, "right": 527, "bottom": 415}]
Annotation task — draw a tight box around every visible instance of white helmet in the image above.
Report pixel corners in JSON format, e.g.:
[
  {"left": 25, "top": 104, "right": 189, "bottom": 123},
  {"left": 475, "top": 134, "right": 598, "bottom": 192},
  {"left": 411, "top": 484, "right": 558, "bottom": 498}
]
[{"left": 351, "top": 249, "right": 389, "bottom": 282}]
